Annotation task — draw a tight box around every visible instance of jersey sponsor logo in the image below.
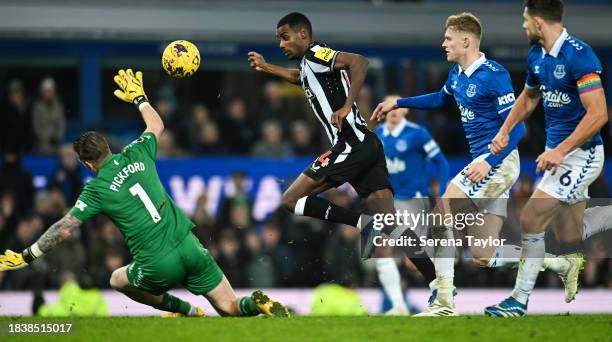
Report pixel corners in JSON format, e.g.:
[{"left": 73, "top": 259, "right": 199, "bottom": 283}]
[
  {"left": 466, "top": 84, "right": 477, "bottom": 98},
  {"left": 554, "top": 64, "right": 566, "bottom": 79},
  {"left": 314, "top": 47, "right": 334, "bottom": 62},
  {"left": 534, "top": 65, "right": 540, "bottom": 74},
  {"left": 458, "top": 104, "right": 475, "bottom": 122},
  {"left": 386, "top": 157, "right": 406, "bottom": 174},
  {"left": 74, "top": 200, "right": 87, "bottom": 212},
  {"left": 541, "top": 86, "right": 571, "bottom": 107},
  {"left": 395, "top": 139, "right": 408, "bottom": 152},
  {"left": 451, "top": 80, "right": 458, "bottom": 90},
  {"left": 110, "top": 162, "right": 146, "bottom": 192},
  {"left": 497, "top": 93, "right": 515, "bottom": 106}
]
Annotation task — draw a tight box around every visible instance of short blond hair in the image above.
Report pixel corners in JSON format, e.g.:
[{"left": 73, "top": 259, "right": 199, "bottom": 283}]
[{"left": 445, "top": 12, "right": 482, "bottom": 40}]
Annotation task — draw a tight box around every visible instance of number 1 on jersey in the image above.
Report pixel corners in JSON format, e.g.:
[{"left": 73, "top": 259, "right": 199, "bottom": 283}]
[{"left": 129, "top": 183, "right": 161, "bottom": 223}]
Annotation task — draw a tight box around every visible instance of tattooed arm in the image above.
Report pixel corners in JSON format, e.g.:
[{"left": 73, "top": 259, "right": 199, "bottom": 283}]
[
  {"left": 0, "top": 214, "right": 82, "bottom": 271},
  {"left": 21, "top": 214, "right": 82, "bottom": 263},
  {"left": 36, "top": 214, "right": 82, "bottom": 253}
]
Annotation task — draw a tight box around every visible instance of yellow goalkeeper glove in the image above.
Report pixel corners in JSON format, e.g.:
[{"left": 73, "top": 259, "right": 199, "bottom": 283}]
[
  {"left": 113, "top": 68, "right": 149, "bottom": 108},
  {"left": 0, "top": 250, "right": 28, "bottom": 271}
]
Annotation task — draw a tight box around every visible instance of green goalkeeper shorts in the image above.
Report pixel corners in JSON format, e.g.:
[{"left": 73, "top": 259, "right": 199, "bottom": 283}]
[{"left": 126, "top": 232, "right": 223, "bottom": 296}]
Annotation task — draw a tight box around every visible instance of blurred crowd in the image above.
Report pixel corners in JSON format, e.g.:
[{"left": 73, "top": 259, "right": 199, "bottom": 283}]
[{"left": 0, "top": 76, "right": 611, "bottom": 293}]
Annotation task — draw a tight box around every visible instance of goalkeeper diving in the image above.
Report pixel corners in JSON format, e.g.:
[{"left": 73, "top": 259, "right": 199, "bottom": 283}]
[{"left": 0, "top": 69, "right": 290, "bottom": 318}]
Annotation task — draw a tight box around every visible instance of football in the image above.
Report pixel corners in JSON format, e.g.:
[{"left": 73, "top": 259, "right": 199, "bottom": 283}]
[{"left": 161, "top": 40, "right": 200, "bottom": 78}]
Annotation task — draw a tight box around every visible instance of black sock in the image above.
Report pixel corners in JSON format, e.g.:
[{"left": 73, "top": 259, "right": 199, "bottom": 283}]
[
  {"left": 408, "top": 257, "right": 436, "bottom": 284},
  {"left": 384, "top": 227, "right": 436, "bottom": 283},
  {"left": 301, "top": 196, "right": 361, "bottom": 227}
]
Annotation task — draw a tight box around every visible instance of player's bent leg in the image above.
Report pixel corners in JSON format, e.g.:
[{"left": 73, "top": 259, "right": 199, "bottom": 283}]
[
  {"left": 110, "top": 266, "right": 201, "bottom": 317},
  {"left": 203, "top": 276, "right": 245, "bottom": 316},
  {"left": 551, "top": 201, "right": 587, "bottom": 245},
  {"left": 546, "top": 205, "right": 587, "bottom": 303},
  {"left": 414, "top": 183, "right": 469, "bottom": 317},
  {"left": 467, "top": 214, "right": 504, "bottom": 267},
  {"left": 283, "top": 173, "right": 362, "bottom": 229},
  {"left": 281, "top": 173, "right": 331, "bottom": 212},
  {"left": 487, "top": 190, "right": 563, "bottom": 316}
]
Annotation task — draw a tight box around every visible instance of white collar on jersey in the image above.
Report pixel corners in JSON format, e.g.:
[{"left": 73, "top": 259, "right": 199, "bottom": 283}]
[
  {"left": 458, "top": 52, "right": 486, "bottom": 78},
  {"left": 383, "top": 118, "right": 408, "bottom": 137},
  {"left": 542, "top": 28, "right": 568, "bottom": 58}
]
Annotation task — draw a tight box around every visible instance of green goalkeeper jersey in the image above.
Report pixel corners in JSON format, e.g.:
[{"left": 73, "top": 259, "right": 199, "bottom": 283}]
[{"left": 69, "top": 132, "right": 194, "bottom": 263}]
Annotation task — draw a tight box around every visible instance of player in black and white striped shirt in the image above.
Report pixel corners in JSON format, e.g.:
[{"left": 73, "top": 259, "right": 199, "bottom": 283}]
[{"left": 248, "top": 13, "right": 436, "bottom": 282}]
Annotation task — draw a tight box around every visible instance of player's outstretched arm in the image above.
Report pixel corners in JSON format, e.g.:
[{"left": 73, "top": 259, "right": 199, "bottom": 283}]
[
  {"left": 372, "top": 89, "right": 452, "bottom": 122},
  {"left": 0, "top": 214, "right": 82, "bottom": 271},
  {"left": 113, "top": 69, "right": 164, "bottom": 140},
  {"left": 330, "top": 52, "right": 368, "bottom": 130},
  {"left": 248, "top": 51, "right": 301, "bottom": 85},
  {"left": 490, "top": 87, "right": 540, "bottom": 154}
]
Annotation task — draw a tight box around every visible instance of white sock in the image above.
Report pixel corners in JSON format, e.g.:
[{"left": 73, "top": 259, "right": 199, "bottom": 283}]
[
  {"left": 487, "top": 244, "right": 522, "bottom": 268},
  {"left": 511, "top": 232, "right": 545, "bottom": 305},
  {"left": 583, "top": 206, "right": 612, "bottom": 240},
  {"left": 432, "top": 226, "right": 455, "bottom": 280},
  {"left": 488, "top": 244, "right": 567, "bottom": 273},
  {"left": 376, "top": 258, "right": 408, "bottom": 311}
]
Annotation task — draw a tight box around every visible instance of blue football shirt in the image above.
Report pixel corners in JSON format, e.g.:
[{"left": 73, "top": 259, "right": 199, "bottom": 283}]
[
  {"left": 525, "top": 29, "right": 603, "bottom": 149},
  {"left": 443, "top": 53, "right": 517, "bottom": 159},
  {"left": 375, "top": 119, "right": 441, "bottom": 199}
]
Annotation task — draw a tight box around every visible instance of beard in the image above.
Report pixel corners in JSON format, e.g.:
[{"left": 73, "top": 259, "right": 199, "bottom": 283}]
[{"left": 527, "top": 31, "right": 540, "bottom": 45}]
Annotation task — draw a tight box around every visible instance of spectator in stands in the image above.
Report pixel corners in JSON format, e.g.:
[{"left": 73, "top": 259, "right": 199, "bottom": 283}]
[
  {"left": 44, "top": 227, "right": 87, "bottom": 288},
  {"left": 216, "top": 228, "right": 246, "bottom": 287},
  {"left": 188, "top": 103, "right": 213, "bottom": 150},
  {"left": 357, "top": 85, "right": 373, "bottom": 118},
  {"left": 191, "top": 194, "right": 217, "bottom": 243},
  {"left": 88, "top": 217, "right": 129, "bottom": 272},
  {"left": 50, "top": 144, "right": 82, "bottom": 204},
  {"left": 251, "top": 120, "right": 292, "bottom": 157},
  {"left": 32, "top": 77, "right": 65, "bottom": 155},
  {"left": 195, "top": 121, "right": 228, "bottom": 155},
  {"left": 156, "top": 130, "right": 184, "bottom": 157},
  {"left": 244, "top": 229, "right": 276, "bottom": 288},
  {"left": 93, "top": 249, "right": 126, "bottom": 289},
  {"left": 1, "top": 79, "right": 32, "bottom": 154},
  {"left": 0, "top": 193, "right": 19, "bottom": 244},
  {"left": 290, "top": 119, "right": 319, "bottom": 156},
  {"left": 0, "top": 152, "right": 35, "bottom": 216},
  {"left": 3, "top": 215, "right": 44, "bottom": 290},
  {"left": 219, "top": 98, "right": 257, "bottom": 154},
  {"left": 261, "top": 80, "right": 296, "bottom": 128},
  {"left": 262, "top": 220, "right": 295, "bottom": 286},
  {"left": 322, "top": 224, "right": 363, "bottom": 288}
]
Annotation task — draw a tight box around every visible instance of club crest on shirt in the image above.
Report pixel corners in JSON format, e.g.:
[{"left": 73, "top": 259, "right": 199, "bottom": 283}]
[
  {"left": 554, "top": 64, "right": 566, "bottom": 79},
  {"left": 466, "top": 84, "right": 477, "bottom": 98},
  {"left": 395, "top": 139, "right": 408, "bottom": 152}
]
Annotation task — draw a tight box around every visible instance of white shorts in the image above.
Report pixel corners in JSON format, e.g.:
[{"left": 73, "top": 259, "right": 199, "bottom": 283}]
[
  {"left": 451, "top": 149, "right": 520, "bottom": 217},
  {"left": 537, "top": 145, "right": 604, "bottom": 205}
]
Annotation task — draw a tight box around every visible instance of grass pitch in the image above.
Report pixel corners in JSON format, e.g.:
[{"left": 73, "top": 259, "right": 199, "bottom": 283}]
[{"left": 1, "top": 315, "right": 610, "bottom": 341}]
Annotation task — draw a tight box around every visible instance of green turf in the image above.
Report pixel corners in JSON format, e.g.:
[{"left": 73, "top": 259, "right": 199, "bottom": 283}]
[{"left": 0, "top": 315, "right": 610, "bottom": 342}]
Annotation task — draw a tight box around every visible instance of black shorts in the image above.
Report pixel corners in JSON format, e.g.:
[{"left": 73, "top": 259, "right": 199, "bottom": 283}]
[{"left": 303, "top": 131, "right": 393, "bottom": 198}]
